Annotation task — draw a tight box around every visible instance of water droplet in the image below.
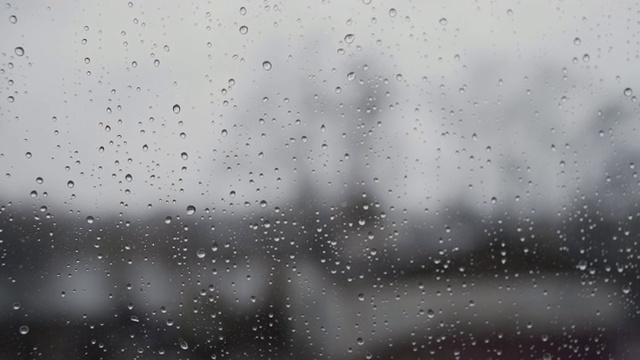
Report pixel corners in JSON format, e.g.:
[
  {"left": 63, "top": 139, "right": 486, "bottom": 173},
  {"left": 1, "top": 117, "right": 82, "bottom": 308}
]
[
  {"left": 14, "top": 47, "right": 24, "bottom": 56},
  {"left": 12, "top": 302, "right": 21, "bottom": 310},
  {"left": 622, "top": 284, "right": 631, "bottom": 295},
  {"left": 260, "top": 200, "right": 267, "bottom": 208},
  {"left": 86, "top": 216, "right": 94, "bottom": 224},
  {"left": 239, "top": 7, "right": 247, "bottom": 15},
  {"left": 358, "top": 293, "right": 364, "bottom": 301},
  {"left": 439, "top": 18, "right": 448, "bottom": 25},
  {"left": 153, "top": 59, "right": 160, "bottom": 67},
  {"left": 262, "top": 61, "right": 272, "bottom": 71},
  {"left": 172, "top": 104, "right": 181, "bottom": 114},
  {"left": 577, "top": 260, "right": 588, "bottom": 271},
  {"left": 344, "top": 34, "right": 355, "bottom": 44},
  {"left": 427, "top": 309, "right": 435, "bottom": 318},
  {"left": 181, "top": 152, "right": 188, "bottom": 160},
  {"left": 506, "top": 9, "right": 513, "bottom": 16},
  {"left": 186, "top": 205, "right": 196, "bottom": 215},
  {"left": 67, "top": 180, "right": 75, "bottom": 189},
  {"left": 362, "top": 0, "right": 372, "bottom": 4},
  {"left": 357, "top": 337, "right": 364, "bottom": 345},
  {"left": 573, "top": 37, "right": 581, "bottom": 46},
  {"left": 30, "top": 190, "right": 37, "bottom": 198},
  {"left": 388, "top": 8, "right": 397, "bottom": 17},
  {"left": 19, "top": 325, "right": 29, "bottom": 335},
  {"left": 125, "top": 174, "right": 133, "bottom": 182},
  {"left": 582, "top": 53, "right": 590, "bottom": 62},
  {"left": 624, "top": 88, "right": 633, "bottom": 97},
  {"left": 179, "top": 338, "right": 188, "bottom": 350},
  {"left": 164, "top": 216, "right": 172, "bottom": 224},
  {"left": 347, "top": 72, "right": 356, "bottom": 81},
  {"left": 196, "top": 248, "right": 206, "bottom": 259},
  {"left": 9, "top": 15, "right": 17, "bottom": 24},
  {"left": 239, "top": 25, "right": 248, "bottom": 35},
  {"left": 221, "top": 129, "right": 228, "bottom": 137}
]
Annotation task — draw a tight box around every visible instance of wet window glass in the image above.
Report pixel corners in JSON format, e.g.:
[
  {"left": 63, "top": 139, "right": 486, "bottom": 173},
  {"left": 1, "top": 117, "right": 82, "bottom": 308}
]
[{"left": 1, "top": 1, "right": 639, "bottom": 359}]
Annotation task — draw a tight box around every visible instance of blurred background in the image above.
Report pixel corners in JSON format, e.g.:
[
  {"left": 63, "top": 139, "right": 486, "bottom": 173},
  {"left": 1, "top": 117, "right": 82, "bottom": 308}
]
[{"left": 1, "top": 1, "right": 639, "bottom": 359}]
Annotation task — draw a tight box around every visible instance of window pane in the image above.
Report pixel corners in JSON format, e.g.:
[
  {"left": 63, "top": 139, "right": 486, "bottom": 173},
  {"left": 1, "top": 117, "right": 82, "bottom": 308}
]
[{"left": 1, "top": 1, "right": 638, "bottom": 359}]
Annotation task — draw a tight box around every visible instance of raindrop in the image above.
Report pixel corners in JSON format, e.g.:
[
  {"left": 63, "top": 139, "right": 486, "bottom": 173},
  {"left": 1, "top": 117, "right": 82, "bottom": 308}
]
[
  {"left": 12, "top": 302, "right": 21, "bottom": 310},
  {"left": 186, "top": 205, "right": 196, "bottom": 215},
  {"left": 624, "top": 88, "right": 633, "bottom": 97},
  {"left": 153, "top": 59, "right": 160, "bottom": 67},
  {"left": 14, "top": 47, "right": 24, "bottom": 56},
  {"left": 179, "top": 338, "right": 188, "bottom": 350},
  {"left": 9, "top": 15, "right": 17, "bottom": 23},
  {"left": 358, "top": 293, "right": 364, "bottom": 301},
  {"left": 181, "top": 152, "right": 188, "bottom": 160},
  {"left": 30, "top": 190, "right": 37, "bottom": 198},
  {"left": 357, "top": 337, "right": 364, "bottom": 345},
  {"left": 239, "top": 25, "right": 248, "bottom": 35},
  {"left": 347, "top": 72, "right": 356, "bottom": 81},
  {"left": 221, "top": 129, "right": 228, "bottom": 137},
  {"left": 577, "top": 260, "right": 588, "bottom": 271},
  {"left": 439, "top": 18, "right": 448, "bottom": 25},
  {"left": 164, "top": 216, "right": 172, "bottom": 224},
  {"left": 86, "top": 216, "right": 94, "bottom": 224},
  {"left": 125, "top": 174, "right": 133, "bottom": 182},
  {"left": 19, "top": 325, "right": 29, "bottom": 335},
  {"left": 262, "top": 61, "right": 272, "bottom": 71},
  {"left": 172, "top": 104, "right": 181, "bottom": 114},
  {"left": 582, "top": 53, "right": 590, "bottom": 62},
  {"left": 362, "top": 0, "right": 371, "bottom": 4},
  {"left": 239, "top": 7, "right": 247, "bottom": 15},
  {"left": 196, "top": 248, "right": 206, "bottom": 259},
  {"left": 573, "top": 37, "right": 581, "bottom": 46},
  {"left": 344, "top": 34, "right": 355, "bottom": 44},
  {"left": 388, "top": 8, "right": 397, "bottom": 17},
  {"left": 67, "top": 180, "right": 75, "bottom": 189},
  {"left": 260, "top": 200, "right": 268, "bottom": 208}
]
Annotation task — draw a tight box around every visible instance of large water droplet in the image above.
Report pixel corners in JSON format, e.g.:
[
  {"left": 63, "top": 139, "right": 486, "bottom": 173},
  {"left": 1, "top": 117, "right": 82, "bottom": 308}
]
[
  {"left": 239, "top": 25, "right": 248, "bottom": 35},
  {"left": 262, "top": 61, "right": 272, "bottom": 71},
  {"left": 439, "top": 18, "right": 448, "bottom": 25},
  {"left": 624, "top": 88, "right": 633, "bottom": 97},
  {"left": 179, "top": 338, "right": 188, "bottom": 350},
  {"left": 196, "top": 248, "right": 206, "bottom": 259},
  {"left": 19, "top": 325, "right": 29, "bottom": 335},
  {"left": 67, "top": 180, "right": 75, "bottom": 189},
  {"left": 344, "top": 34, "right": 355, "bottom": 44},
  {"left": 14, "top": 47, "right": 24, "bottom": 56},
  {"left": 172, "top": 104, "right": 181, "bottom": 114},
  {"left": 181, "top": 152, "right": 188, "bottom": 160},
  {"left": 9, "top": 15, "right": 17, "bottom": 24},
  {"left": 186, "top": 205, "right": 196, "bottom": 215}
]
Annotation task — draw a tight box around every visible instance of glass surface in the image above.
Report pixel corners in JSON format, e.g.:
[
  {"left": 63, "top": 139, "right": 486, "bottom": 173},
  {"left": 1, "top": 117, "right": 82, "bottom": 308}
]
[{"left": 1, "top": 1, "right": 639, "bottom": 359}]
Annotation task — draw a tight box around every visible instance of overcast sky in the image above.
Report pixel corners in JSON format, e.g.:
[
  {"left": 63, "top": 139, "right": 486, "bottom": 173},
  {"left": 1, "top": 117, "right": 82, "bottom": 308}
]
[{"left": 1, "top": 1, "right": 638, "bottom": 218}]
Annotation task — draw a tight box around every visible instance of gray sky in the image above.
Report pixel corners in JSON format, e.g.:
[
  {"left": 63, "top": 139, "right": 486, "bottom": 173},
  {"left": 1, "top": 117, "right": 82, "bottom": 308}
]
[{"left": 2, "top": 0, "right": 638, "bottom": 218}]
